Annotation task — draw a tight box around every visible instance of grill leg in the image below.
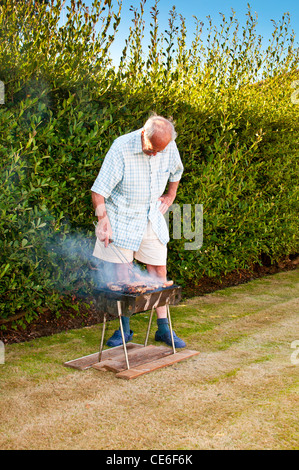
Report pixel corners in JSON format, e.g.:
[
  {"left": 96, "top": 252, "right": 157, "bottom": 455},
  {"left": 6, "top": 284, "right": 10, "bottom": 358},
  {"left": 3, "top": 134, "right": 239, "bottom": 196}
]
[
  {"left": 117, "top": 301, "right": 130, "bottom": 370},
  {"left": 144, "top": 306, "right": 155, "bottom": 347},
  {"left": 166, "top": 303, "right": 176, "bottom": 354},
  {"left": 98, "top": 312, "right": 107, "bottom": 362}
]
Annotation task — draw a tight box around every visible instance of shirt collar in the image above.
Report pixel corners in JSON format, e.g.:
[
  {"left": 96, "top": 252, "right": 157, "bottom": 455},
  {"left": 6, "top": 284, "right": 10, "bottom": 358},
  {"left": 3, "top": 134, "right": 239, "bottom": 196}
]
[{"left": 133, "top": 128, "right": 143, "bottom": 154}]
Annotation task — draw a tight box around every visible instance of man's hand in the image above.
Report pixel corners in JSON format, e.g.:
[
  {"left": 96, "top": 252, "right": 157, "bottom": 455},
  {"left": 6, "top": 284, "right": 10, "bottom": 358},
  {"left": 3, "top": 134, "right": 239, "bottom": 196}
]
[
  {"left": 95, "top": 215, "right": 113, "bottom": 247},
  {"left": 158, "top": 193, "right": 176, "bottom": 215},
  {"left": 158, "top": 181, "right": 179, "bottom": 215},
  {"left": 92, "top": 192, "right": 113, "bottom": 247}
]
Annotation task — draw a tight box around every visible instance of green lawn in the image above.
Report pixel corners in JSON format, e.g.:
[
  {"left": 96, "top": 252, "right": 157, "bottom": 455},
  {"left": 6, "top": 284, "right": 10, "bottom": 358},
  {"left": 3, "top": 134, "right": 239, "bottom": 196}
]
[{"left": 0, "top": 269, "right": 298, "bottom": 450}]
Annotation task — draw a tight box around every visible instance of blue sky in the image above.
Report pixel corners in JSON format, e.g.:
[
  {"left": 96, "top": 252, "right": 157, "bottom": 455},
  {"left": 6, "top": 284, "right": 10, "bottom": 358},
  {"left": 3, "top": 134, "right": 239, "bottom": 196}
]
[{"left": 62, "top": 0, "right": 299, "bottom": 65}]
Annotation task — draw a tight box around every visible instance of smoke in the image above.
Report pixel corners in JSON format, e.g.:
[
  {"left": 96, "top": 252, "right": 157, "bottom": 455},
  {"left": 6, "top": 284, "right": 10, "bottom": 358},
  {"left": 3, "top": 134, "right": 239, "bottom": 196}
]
[
  {"left": 91, "top": 252, "right": 164, "bottom": 288},
  {"left": 47, "top": 227, "right": 166, "bottom": 293}
]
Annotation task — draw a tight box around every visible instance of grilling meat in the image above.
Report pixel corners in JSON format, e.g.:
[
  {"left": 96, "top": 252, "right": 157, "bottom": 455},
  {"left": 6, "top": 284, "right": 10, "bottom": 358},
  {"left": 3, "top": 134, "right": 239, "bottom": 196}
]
[
  {"left": 106, "top": 280, "right": 173, "bottom": 294},
  {"left": 106, "top": 283, "right": 123, "bottom": 291}
]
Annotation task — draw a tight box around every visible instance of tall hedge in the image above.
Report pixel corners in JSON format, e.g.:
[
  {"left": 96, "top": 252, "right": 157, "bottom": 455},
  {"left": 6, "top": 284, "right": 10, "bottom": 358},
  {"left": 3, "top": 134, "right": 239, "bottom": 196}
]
[{"left": 0, "top": 0, "right": 298, "bottom": 327}]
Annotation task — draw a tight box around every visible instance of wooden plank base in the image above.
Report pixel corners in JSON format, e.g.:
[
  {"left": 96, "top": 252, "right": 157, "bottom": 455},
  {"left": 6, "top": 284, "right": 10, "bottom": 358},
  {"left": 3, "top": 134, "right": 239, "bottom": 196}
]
[
  {"left": 115, "top": 349, "right": 200, "bottom": 380},
  {"left": 64, "top": 343, "right": 143, "bottom": 370},
  {"left": 64, "top": 343, "right": 199, "bottom": 379},
  {"left": 92, "top": 345, "right": 173, "bottom": 373}
]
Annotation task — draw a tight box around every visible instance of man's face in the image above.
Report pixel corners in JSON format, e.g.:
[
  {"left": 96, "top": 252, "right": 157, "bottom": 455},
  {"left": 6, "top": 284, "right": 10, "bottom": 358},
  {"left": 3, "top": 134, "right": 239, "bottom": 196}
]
[{"left": 141, "top": 131, "right": 170, "bottom": 156}]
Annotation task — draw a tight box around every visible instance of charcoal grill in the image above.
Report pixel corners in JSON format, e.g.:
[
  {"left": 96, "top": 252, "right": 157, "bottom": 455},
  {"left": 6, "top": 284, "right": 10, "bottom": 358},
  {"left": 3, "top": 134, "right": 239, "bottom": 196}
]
[{"left": 94, "top": 284, "right": 182, "bottom": 370}]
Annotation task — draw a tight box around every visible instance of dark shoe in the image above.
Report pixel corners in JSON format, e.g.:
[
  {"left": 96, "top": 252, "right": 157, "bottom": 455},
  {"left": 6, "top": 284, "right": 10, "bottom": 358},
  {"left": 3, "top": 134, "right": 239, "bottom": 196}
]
[
  {"left": 155, "top": 330, "right": 186, "bottom": 348},
  {"left": 106, "top": 329, "right": 133, "bottom": 347}
]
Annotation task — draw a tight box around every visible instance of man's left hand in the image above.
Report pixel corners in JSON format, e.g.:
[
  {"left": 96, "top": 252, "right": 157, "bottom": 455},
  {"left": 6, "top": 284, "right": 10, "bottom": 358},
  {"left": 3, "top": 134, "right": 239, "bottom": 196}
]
[{"left": 158, "top": 193, "right": 176, "bottom": 215}]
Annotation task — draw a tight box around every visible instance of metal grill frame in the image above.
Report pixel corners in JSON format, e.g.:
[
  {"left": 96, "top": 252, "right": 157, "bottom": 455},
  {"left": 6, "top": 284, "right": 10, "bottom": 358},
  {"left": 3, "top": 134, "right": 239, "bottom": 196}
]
[
  {"left": 95, "top": 285, "right": 182, "bottom": 370},
  {"left": 94, "top": 284, "right": 182, "bottom": 317}
]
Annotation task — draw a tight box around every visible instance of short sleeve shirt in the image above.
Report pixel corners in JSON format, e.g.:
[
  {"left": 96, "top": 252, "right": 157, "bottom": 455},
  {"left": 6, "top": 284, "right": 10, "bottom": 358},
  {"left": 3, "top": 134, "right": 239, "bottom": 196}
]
[{"left": 91, "top": 128, "right": 184, "bottom": 251}]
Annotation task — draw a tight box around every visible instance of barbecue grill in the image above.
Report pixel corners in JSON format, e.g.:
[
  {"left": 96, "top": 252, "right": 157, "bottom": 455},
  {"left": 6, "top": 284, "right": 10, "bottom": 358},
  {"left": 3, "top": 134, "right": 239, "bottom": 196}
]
[{"left": 94, "top": 284, "right": 182, "bottom": 370}]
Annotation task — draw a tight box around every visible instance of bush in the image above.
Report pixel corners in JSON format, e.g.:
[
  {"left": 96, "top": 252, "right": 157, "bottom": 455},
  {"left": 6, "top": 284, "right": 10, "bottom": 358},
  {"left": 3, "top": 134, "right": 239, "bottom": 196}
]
[{"left": 0, "top": 0, "right": 298, "bottom": 327}]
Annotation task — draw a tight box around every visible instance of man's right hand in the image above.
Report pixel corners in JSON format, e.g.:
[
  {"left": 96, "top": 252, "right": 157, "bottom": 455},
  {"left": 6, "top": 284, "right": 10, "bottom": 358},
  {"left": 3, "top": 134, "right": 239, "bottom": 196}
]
[
  {"left": 92, "top": 193, "right": 113, "bottom": 248},
  {"left": 95, "top": 215, "right": 113, "bottom": 248}
]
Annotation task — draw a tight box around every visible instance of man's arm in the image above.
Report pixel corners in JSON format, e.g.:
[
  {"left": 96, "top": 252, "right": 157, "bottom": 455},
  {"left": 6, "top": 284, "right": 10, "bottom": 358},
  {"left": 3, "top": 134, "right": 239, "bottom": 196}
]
[
  {"left": 158, "top": 181, "right": 180, "bottom": 215},
  {"left": 158, "top": 141, "right": 183, "bottom": 215},
  {"left": 92, "top": 192, "right": 106, "bottom": 218},
  {"left": 91, "top": 191, "right": 112, "bottom": 247}
]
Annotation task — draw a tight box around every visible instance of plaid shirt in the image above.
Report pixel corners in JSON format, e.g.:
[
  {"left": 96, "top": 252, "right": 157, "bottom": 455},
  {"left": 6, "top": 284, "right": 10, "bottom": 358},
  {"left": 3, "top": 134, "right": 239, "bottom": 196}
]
[{"left": 91, "top": 128, "right": 184, "bottom": 251}]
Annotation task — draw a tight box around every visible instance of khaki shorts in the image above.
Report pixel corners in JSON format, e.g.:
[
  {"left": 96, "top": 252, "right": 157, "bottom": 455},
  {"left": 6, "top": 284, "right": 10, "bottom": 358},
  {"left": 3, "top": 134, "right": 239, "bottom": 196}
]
[{"left": 93, "top": 222, "right": 167, "bottom": 266}]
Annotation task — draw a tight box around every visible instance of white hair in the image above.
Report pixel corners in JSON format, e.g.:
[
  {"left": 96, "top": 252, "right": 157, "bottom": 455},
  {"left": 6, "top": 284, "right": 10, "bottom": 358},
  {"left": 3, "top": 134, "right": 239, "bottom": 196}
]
[{"left": 143, "top": 114, "right": 177, "bottom": 141}]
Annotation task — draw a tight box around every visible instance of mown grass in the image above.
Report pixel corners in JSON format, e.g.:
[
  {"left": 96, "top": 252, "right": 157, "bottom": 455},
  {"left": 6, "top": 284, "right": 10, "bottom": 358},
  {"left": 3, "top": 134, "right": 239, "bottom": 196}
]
[{"left": 0, "top": 269, "right": 298, "bottom": 450}]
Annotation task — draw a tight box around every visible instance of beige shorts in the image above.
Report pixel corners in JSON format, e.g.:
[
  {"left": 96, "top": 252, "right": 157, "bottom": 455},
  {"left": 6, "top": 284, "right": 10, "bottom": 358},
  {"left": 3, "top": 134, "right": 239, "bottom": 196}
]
[{"left": 93, "top": 222, "right": 167, "bottom": 266}]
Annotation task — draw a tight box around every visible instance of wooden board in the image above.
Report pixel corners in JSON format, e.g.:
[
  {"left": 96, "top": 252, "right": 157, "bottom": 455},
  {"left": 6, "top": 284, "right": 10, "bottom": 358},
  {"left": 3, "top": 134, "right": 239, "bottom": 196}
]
[
  {"left": 92, "top": 345, "right": 173, "bottom": 373},
  {"left": 115, "top": 349, "right": 200, "bottom": 380},
  {"left": 64, "top": 343, "right": 143, "bottom": 370},
  {"left": 64, "top": 343, "right": 200, "bottom": 380}
]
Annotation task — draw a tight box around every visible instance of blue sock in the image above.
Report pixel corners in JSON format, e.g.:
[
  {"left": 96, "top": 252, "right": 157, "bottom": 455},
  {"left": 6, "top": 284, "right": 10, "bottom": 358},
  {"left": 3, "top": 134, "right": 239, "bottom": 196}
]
[
  {"left": 120, "top": 316, "right": 130, "bottom": 334},
  {"left": 157, "top": 318, "right": 170, "bottom": 335}
]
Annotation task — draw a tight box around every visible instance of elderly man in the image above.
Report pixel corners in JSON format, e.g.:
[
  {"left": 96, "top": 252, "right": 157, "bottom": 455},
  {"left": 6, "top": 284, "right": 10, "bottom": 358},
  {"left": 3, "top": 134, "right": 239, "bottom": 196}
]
[{"left": 91, "top": 114, "right": 186, "bottom": 348}]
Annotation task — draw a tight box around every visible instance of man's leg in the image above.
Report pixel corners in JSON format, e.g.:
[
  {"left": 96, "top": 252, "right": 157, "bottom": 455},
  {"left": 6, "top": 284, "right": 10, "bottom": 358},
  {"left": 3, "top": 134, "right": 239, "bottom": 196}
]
[
  {"left": 147, "top": 264, "right": 186, "bottom": 348},
  {"left": 99, "top": 261, "right": 132, "bottom": 336},
  {"left": 146, "top": 264, "right": 167, "bottom": 318},
  {"left": 115, "top": 263, "right": 132, "bottom": 335},
  {"left": 98, "top": 259, "right": 134, "bottom": 346}
]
